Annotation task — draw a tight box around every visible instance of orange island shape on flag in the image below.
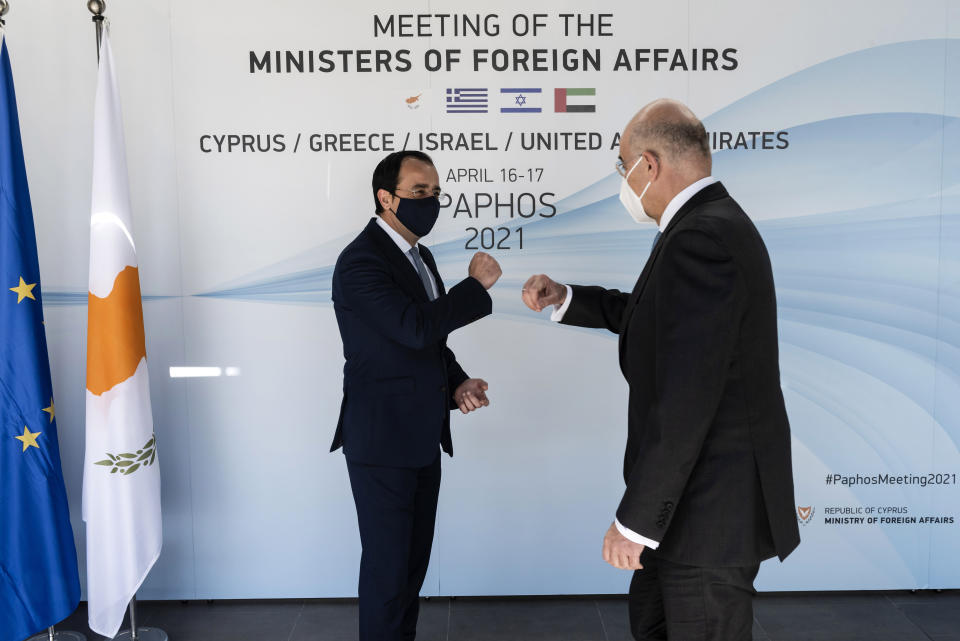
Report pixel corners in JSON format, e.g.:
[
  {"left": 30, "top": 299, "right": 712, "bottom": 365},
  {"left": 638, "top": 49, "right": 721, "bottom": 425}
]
[{"left": 86, "top": 264, "right": 147, "bottom": 396}]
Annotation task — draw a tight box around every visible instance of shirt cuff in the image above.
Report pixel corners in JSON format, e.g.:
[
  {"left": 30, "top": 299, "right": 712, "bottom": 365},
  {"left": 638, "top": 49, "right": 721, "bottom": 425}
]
[
  {"left": 615, "top": 518, "right": 660, "bottom": 549},
  {"left": 549, "top": 285, "right": 574, "bottom": 322}
]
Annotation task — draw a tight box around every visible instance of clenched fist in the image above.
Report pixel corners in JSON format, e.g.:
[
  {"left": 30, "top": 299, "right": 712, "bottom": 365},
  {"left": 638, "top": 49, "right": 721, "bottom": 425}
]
[
  {"left": 521, "top": 274, "right": 566, "bottom": 312},
  {"left": 469, "top": 252, "right": 502, "bottom": 290},
  {"left": 454, "top": 378, "right": 490, "bottom": 414}
]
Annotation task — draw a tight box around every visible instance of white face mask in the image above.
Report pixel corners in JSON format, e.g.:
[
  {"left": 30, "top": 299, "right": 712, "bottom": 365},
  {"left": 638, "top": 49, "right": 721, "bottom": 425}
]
[{"left": 619, "top": 156, "right": 652, "bottom": 224}]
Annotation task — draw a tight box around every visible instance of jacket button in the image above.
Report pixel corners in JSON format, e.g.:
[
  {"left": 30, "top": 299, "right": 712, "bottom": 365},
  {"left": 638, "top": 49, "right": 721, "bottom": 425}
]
[{"left": 440, "top": 386, "right": 447, "bottom": 392}]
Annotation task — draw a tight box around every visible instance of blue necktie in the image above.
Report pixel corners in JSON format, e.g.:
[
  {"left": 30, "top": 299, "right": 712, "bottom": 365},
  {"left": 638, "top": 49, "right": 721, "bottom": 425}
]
[
  {"left": 408, "top": 247, "right": 437, "bottom": 301},
  {"left": 651, "top": 231, "right": 662, "bottom": 255}
]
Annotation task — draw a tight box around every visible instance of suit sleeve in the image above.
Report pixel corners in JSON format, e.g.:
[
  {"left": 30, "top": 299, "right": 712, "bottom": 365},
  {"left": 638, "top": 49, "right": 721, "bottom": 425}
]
[
  {"left": 335, "top": 249, "right": 492, "bottom": 350},
  {"left": 615, "top": 229, "right": 743, "bottom": 539},
  {"left": 443, "top": 345, "right": 470, "bottom": 406},
  {"left": 559, "top": 285, "right": 630, "bottom": 334}
]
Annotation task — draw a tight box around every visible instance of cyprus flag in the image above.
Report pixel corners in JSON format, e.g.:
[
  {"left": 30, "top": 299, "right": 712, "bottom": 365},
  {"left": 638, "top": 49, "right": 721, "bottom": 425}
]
[{"left": 83, "top": 29, "right": 162, "bottom": 638}]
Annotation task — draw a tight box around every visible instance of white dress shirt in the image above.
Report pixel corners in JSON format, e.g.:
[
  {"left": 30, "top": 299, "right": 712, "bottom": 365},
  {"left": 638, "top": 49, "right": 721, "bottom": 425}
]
[
  {"left": 550, "top": 176, "right": 718, "bottom": 549},
  {"left": 377, "top": 216, "right": 438, "bottom": 299}
]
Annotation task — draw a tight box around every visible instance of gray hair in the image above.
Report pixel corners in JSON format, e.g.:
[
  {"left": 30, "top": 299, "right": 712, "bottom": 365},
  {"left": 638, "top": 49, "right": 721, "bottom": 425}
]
[{"left": 629, "top": 117, "right": 710, "bottom": 165}]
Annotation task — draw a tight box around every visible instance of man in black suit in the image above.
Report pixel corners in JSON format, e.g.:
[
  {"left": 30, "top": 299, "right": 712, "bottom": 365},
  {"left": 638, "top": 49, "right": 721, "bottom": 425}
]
[
  {"left": 522, "top": 99, "right": 800, "bottom": 641},
  {"left": 331, "top": 150, "right": 501, "bottom": 641}
]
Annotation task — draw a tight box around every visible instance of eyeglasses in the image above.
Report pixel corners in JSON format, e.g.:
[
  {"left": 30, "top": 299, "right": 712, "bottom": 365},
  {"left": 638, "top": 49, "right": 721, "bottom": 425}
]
[
  {"left": 615, "top": 158, "right": 628, "bottom": 177},
  {"left": 394, "top": 187, "right": 443, "bottom": 199},
  {"left": 615, "top": 152, "right": 654, "bottom": 178}
]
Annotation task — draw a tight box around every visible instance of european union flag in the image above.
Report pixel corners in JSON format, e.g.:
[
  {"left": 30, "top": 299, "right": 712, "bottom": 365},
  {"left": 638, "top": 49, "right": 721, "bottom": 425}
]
[{"left": 0, "top": 37, "right": 81, "bottom": 641}]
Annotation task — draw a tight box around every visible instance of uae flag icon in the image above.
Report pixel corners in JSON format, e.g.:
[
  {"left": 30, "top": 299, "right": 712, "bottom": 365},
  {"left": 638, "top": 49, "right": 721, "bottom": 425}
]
[{"left": 554, "top": 88, "right": 596, "bottom": 113}]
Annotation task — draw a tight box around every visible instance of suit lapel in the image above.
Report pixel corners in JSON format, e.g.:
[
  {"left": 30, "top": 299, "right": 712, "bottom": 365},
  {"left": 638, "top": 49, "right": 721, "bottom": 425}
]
[
  {"left": 617, "top": 182, "right": 730, "bottom": 356},
  {"left": 365, "top": 218, "right": 430, "bottom": 302}
]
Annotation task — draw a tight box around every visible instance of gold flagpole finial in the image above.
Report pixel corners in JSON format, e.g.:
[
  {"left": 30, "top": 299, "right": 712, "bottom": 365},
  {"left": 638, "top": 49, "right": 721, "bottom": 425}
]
[{"left": 87, "top": 0, "right": 106, "bottom": 16}]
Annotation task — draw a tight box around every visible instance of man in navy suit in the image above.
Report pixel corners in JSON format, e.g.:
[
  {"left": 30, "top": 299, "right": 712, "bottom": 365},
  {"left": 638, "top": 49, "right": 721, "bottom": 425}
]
[{"left": 331, "top": 150, "right": 501, "bottom": 640}]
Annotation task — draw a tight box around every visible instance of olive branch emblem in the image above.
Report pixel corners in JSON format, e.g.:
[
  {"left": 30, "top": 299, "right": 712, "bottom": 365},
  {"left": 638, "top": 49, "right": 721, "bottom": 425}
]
[{"left": 94, "top": 434, "right": 157, "bottom": 475}]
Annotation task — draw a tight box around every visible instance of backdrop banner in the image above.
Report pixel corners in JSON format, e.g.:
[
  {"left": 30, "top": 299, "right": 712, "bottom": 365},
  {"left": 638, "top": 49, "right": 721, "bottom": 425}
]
[{"left": 13, "top": 0, "right": 959, "bottom": 597}]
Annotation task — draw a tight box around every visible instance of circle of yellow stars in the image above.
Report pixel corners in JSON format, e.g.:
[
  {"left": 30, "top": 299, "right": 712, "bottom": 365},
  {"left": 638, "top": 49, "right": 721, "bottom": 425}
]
[{"left": 8, "top": 277, "right": 52, "bottom": 454}]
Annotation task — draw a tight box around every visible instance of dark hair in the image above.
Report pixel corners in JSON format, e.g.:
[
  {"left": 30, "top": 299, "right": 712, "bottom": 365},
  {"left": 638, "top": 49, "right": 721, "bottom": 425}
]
[{"left": 371, "top": 150, "right": 434, "bottom": 214}]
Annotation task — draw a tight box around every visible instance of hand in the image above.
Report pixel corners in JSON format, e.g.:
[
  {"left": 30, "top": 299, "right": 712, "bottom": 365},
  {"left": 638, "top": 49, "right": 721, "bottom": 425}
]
[
  {"left": 521, "top": 274, "right": 566, "bottom": 312},
  {"left": 602, "top": 522, "right": 645, "bottom": 571},
  {"left": 469, "top": 252, "right": 502, "bottom": 290},
  {"left": 453, "top": 378, "right": 489, "bottom": 414}
]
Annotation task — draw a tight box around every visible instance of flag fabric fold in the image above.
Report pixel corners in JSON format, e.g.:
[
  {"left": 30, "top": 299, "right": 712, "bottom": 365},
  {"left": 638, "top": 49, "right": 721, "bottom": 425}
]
[
  {"left": 0, "top": 36, "right": 81, "bottom": 641},
  {"left": 83, "top": 29, "right": 162, "bottom": 638}
]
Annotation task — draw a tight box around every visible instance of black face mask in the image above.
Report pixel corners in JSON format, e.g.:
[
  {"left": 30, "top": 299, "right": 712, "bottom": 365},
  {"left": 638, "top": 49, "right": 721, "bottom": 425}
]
[{"left": 392, "top": 196, "right": 440, "bottom": 237}]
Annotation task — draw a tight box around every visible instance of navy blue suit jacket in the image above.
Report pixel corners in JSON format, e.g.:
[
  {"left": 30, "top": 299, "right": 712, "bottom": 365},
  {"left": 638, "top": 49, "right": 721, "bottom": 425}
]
[{"left": 330, "top": 218, "right": 492, "bottom": 467}]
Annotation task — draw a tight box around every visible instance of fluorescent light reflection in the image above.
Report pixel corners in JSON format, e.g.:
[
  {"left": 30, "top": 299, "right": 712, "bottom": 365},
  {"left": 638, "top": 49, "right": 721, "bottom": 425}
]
[{"left": 170, "top": 366, "right": 223, "bottom": 378}]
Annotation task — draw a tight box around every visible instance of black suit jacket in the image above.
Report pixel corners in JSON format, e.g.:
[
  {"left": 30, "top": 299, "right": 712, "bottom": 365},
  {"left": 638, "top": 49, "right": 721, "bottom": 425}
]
[
  {"left": 330, "top": 218, "right": 492, "bottom": 468},
  {"left": 562, "top": 182, "right": 800, "bottom": 567}
]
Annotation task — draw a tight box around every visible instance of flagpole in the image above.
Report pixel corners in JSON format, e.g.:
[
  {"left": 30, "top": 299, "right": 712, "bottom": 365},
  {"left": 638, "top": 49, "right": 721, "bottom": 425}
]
[
  {"left": 85, "top": 3, "right": 167, "bottom": 639},
  {"left": 114, "top": 594, "right": 170, "bottom": 641},
  {"left": 128, "top": 595, "right": 139, "bottom": 641},
  {"left": 87, "top": 0, "right": 105, "bottom": 59},
  {"left": 26, "top": 624, "right": 87, "bottom": 641},
  {"left": 26, "top": 623, "right": 86, "bottom": 641}
]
